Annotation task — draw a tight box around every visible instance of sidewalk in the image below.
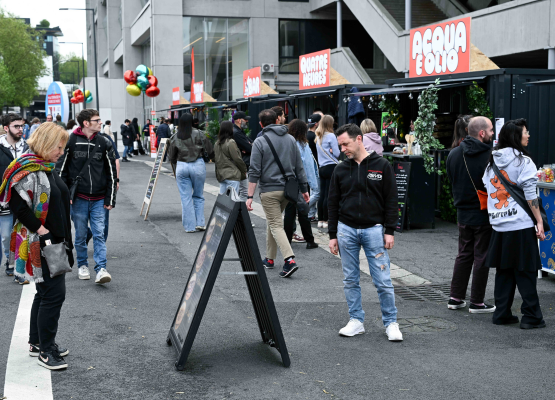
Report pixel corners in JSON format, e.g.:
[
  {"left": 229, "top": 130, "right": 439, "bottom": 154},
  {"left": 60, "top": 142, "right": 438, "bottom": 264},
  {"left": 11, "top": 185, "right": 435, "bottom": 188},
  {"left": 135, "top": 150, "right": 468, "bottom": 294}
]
[{"left": 1, "top": 157, "right": 555, "bottom": 399}]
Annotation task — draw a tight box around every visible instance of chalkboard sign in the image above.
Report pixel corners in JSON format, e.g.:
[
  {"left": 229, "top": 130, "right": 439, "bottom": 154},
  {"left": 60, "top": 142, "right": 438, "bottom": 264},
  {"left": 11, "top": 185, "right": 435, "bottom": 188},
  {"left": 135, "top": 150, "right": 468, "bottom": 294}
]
[
  {"left": 140, "top": 138, "right": 168, "bottom": 220},
  {"left": 394, "top": 161, "right": 411, "bottom": 232},
  {"left": 167, "top": 191, "right": 290, "bottom": 370}
]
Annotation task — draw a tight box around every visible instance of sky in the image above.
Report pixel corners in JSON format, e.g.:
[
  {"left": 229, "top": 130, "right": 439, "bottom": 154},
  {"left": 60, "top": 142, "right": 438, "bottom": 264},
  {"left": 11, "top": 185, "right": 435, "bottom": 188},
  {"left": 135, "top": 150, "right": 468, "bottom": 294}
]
[{"left": 1, "top": 0, "right": 88, "bottom": 59}]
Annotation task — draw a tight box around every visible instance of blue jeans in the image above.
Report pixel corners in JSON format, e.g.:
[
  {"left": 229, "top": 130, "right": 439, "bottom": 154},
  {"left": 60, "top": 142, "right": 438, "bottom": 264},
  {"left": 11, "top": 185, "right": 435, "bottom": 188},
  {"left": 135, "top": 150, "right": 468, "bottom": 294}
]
[
  {"left": 123, "top": 145, "right": 133, "bottom": 158},
  {"left": 308, "top": 186, "right": 320, "bottom": 219},
  {"left": 219, "top": 180, "right": 240, "bottom": 197},
  {"left": 337, "top": 222, "right": 397, "bottom": 326},
  {"left": 176, "top": 159, "right": 206, "bottom": 231},
  {"left": 0, "top": 214, "right": 13, "bottom": 267},
  {"left": 87, "top": 208, "right": 109, "bottom": 242},
  {"left": 71, "top": 198, "right": 108, "bottom": 272}
]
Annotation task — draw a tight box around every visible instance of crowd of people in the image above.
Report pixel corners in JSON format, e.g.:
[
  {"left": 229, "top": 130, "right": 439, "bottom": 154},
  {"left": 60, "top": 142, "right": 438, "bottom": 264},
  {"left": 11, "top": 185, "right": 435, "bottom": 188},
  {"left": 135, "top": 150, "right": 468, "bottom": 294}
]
[{"left": 0, "top": 105, "right": 546, "bottom": 373}]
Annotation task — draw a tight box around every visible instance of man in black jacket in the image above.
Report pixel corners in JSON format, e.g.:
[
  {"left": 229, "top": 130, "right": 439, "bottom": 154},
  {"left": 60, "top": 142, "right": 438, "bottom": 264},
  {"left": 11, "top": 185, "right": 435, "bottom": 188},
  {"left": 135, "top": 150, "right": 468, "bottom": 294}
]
[
  {"left": 446, "top": 116, "right": 495, "bottom": 313},
  {"left": 328, "top": 124, "right": 402, "bottom": 341},
  {"left": 0, "top": 113, "right": 30, "bottom": 283},
  {"left": 57, "top": 109, "right": 117, "bottom": 285},
  {"left": 120, "top": 119, "right": 133, "bottom": 161},
  {"left": 233, "top": 111, "right": 252, "bottom": 201}
]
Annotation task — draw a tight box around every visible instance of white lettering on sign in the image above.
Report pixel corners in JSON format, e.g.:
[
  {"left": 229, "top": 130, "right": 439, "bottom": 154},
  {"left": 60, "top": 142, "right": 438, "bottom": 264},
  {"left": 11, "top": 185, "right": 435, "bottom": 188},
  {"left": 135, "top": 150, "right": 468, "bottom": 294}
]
[
  {"left": 244, "top": 76, "right": 260, "bottom": 97},
  {"left": 300, "top": 53, "right": 328, "bottom": 88},
  {"left": 410, "top": 17, "right": 470, "bottom": 78}
]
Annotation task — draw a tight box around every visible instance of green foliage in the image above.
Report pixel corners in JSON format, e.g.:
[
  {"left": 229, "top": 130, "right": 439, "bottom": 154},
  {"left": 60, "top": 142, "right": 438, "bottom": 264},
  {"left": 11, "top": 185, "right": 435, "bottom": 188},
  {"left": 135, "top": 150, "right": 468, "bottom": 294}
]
[
  {"left": 438, "top": 160, "right": 457, "bottom": 223},
  {"left": 378, "top": 96, "right": 404, "bottom": 136},
  {"left": 0, "top": 60, "right": 15, "bottom": 108},
  {"left": 0, "top": 9, "right": 47, "bottom": 107},
  {"left": 466, "top": 82, "right": 493, "bottom": 119},
  {"left": 38, "top": 19, "right": 50, "bottom": 28},
  {"left": 203, "top": 103, "right": 233, "bottom": 145},
  {"left": 414, "top": 78, "right": 444, "bottom": 174},
  {"left": 58, "top": 52, "right": 87, "bottom": 85}
]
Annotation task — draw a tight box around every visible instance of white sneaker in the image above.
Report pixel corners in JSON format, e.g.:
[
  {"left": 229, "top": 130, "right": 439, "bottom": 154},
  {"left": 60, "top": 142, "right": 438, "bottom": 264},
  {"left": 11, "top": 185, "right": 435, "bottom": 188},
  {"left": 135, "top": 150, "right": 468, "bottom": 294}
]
[
  {"left": 318, "top": 221, "right": 323, "bottom": 228},
  {"left": 196, "top": 226, "right": 206, "bottom": 231},
  {"left": 339, "top": 319, "right": 365, "bottom": 337},
  {"left": 385, "top": 322, "right": 403, "bottom": 341},
  {"left": 78, "top": 266, "right": 90, "bottom": 280},
  {"left": 322, "top": 222, "right": 328, "bottom": 229},
  {"left": 95, "top": 269, "right": 112, "bottom": 284}
]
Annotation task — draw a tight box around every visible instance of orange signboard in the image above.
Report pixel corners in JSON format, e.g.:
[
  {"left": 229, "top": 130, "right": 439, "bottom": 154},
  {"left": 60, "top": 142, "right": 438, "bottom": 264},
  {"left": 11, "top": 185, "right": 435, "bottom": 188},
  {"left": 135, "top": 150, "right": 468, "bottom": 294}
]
[
  {"left": 243, "top": 67, "right": 261, "bottom": 98},
  {"left": 299, "top": 49, "right": 330, "bottom": 90},
  {"left": 409, "top": 17, "right": 471, "bottom": 78}
]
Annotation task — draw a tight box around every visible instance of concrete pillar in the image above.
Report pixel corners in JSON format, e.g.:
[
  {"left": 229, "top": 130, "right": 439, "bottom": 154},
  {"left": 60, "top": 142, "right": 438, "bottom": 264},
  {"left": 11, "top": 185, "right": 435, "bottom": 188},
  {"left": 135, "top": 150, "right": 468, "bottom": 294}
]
[
  {"left": 548, "top": 48, "right": 555, "bottom": 69},
  {"left": 337, "top": 0, "right": 342, "bottom": 48},
  {"left": 405, "top": 0, "right": 411, "bottom": 30},
  {"left": 106, "top": 0, "right": 123, "bottom": 79},
  {"left": 150, "top": 0, "right": 183, "bottom": 115}
]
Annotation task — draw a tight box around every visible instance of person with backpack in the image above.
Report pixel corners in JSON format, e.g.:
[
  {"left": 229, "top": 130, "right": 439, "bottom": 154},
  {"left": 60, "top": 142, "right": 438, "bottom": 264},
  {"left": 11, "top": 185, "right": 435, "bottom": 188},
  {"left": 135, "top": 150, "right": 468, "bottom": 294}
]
[{"left": 482, "top": 119, "right": 546, "bottom": 329}]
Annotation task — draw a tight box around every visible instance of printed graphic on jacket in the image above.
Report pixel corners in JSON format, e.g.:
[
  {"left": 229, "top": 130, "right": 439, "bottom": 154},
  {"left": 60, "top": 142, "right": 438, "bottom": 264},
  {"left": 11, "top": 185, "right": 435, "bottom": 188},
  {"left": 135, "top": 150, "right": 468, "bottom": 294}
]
[
  {"left": 490, "top": 170, "right": 515, "bottom": 209},
  {"left": 367, "top": 170, "right": 383, "bottom": 181}
]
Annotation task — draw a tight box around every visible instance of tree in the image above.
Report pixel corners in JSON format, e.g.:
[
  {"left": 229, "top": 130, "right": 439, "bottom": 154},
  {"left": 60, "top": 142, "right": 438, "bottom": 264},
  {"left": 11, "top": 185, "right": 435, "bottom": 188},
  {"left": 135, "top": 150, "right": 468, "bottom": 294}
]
[
  {"left": 0, "top": 8, "right": 47, "bottom": 107},
  {"left": 0, "top": 60, "right": 16, "bottom": 108},
  {"left": 58, "top": 52, "right": 87, "bottom": 85},
  {"left": 38, "top": 19, "right": 50, "bottom": 28}
]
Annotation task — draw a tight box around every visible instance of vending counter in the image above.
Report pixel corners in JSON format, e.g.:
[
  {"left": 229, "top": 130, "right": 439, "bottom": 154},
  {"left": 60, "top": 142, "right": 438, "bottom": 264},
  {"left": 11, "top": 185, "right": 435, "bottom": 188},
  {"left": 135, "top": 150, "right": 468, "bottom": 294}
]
[{"left": 538, "top": 181, "right": 555, "bottom": 277}]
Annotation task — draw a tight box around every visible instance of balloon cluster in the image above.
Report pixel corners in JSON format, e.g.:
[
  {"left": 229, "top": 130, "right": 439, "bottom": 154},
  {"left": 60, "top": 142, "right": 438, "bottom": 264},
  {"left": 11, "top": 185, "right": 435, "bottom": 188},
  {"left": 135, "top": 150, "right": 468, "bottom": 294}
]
[
  {"left": 124, "top": 65, "right": 160, "bottom": 97},
  {"left": 70, "top": 89, "right": 93, "bottom": 104}
]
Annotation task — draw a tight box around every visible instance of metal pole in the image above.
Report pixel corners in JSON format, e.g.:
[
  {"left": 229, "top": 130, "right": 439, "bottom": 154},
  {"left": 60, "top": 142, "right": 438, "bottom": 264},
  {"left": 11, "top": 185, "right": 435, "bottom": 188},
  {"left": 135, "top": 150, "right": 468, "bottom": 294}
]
[
  {"left": 405, "top": 0, "right": 412, "bottom": 30},
  {"left": 337, "top": 0, "right": 342, "bottom": 48},
  {"left": 81, "top": 43, "right": 85, "bottom": 96},
  {"left": 143, "top": 92, "right": 146, "bottom": 128},
  {"left": 92, "top": 9, "right": 100, "bottom": 110},
  {"left": 226, "top": 19, "right": 229, "bottom": 101}
]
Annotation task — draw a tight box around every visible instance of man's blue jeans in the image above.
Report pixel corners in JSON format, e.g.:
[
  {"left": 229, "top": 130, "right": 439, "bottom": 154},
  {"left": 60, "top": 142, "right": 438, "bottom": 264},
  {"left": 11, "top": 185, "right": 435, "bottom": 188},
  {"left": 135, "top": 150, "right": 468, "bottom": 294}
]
[
  {"left": 176, "top": 159, "right": 206, "bottom": 231},
  {"left": 123, "top": 145, "right": 133, "bottom": 158},
  {"left": 87, "top": 208, "right": 109, "bottom": 242},
  {"left": 71, "top": 198, "right": 108, "bottom": 272},
  {"left": 0, "top": 214, "right": 13, "bottom": 267},
  {"left": 337, "top": 222, "right": 397, "bottom": 326}
]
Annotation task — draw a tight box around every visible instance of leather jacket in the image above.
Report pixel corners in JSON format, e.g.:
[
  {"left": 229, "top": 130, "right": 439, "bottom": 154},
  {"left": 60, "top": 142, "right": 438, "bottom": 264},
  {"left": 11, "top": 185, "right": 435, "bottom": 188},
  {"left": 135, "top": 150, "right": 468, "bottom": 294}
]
[{"left": 168, "top": 129, "right": 214, "bottom": 165}]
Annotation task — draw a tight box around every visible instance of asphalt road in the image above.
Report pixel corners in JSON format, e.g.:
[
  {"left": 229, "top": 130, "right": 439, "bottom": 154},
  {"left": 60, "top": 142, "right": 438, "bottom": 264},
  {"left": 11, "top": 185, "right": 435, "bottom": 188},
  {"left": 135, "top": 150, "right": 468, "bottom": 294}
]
[{"left": 2, "top": 156, "right": 555, "bottom": 400}]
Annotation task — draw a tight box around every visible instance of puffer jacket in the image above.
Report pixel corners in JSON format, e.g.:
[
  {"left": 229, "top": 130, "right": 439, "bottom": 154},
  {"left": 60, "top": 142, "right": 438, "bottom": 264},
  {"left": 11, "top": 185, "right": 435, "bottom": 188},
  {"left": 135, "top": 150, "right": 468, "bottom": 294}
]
[
  {"left": 214, "top": 139, "right": 247, "bottom": 182},
  {"left": 56, "top": 128, "right": 118, "bottom": 207}
]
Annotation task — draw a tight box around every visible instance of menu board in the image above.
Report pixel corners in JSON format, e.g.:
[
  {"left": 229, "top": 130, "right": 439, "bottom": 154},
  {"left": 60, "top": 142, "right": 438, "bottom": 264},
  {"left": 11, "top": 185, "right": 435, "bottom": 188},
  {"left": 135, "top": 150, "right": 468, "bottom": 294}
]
[
  {"left": 173, "top": 206, "right": 230, "bottom": 344},
  {"left": 140, "top": 138, "right": 168, "bottom": 220},
  {"left": 394, "top": 161, "right": 411, "bottom": 232}
]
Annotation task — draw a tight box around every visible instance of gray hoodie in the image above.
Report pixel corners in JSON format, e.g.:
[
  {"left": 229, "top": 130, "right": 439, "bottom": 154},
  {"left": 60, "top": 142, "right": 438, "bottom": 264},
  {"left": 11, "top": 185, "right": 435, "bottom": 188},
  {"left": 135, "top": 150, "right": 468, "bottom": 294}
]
[
  {"left": 482, "top": 147, "right": 538, "bottom": 232},
  {"left": 249, "top": 124, "right": 308, "bottom": 193}
]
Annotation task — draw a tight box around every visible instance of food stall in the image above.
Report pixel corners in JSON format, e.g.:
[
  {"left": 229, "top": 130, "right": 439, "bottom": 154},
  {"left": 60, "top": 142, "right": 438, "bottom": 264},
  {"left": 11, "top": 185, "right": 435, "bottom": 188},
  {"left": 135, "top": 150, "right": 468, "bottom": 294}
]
[{"left": 235, "top": 94, "right": 295, "bottom": 138}]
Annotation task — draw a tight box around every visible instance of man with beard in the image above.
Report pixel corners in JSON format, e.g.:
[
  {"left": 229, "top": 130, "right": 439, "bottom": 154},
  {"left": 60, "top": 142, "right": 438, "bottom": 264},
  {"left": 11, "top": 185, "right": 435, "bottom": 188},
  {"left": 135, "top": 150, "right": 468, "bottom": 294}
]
[
  {"left": 232, "top": 111, "right": 252, "bottom": 201},
  {"left": 446, "top": 116, "right": 496, "bottom": 314},
  {"left": 0, "top": 114, "right": 30, "bottom": 283}
]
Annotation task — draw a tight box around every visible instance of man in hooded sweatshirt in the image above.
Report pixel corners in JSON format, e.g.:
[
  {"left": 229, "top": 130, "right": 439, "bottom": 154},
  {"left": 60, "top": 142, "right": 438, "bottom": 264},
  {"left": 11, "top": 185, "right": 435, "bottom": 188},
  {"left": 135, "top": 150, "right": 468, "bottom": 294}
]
[
  {"left": 246, "top": 109, "right": 309, "bottom": 278},
  {"left": 446, "top": 116, "right": 495, "bottom": 313}
]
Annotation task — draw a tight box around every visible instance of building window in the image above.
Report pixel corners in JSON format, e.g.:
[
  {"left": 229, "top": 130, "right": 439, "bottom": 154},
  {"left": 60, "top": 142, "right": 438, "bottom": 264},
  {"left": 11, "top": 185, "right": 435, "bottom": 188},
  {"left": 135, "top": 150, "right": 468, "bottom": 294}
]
[
  {"left": 279, "top": 20, "right": 305, "bottom": 74},
  {"left": 183, "top": 17, "right": 249, "bottom": 101},
  {"left": 44, "top": 35, "right": 52, "bottom": 42}
]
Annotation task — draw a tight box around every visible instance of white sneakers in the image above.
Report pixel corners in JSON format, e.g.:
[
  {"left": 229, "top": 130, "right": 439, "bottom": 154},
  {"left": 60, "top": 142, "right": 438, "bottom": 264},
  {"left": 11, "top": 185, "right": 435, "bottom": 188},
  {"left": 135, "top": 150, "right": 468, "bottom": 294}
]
[
  {"left": 78, "top": 266, "right": 90, "bottom": 280},
  {"left": 385, "top": 322, "right": 403, "bottom": 341},
  {"left": 317, "top": 221, "right": 329, "bottom": 229},
  {"left": 95, "top": 269, "right": 112, "bottom": 284},
  {"left": 339, "top": 320, "right": 404, "bottom": 342},
  {"left": 339, "top": 319, "right": 365, "bottom": 337}
]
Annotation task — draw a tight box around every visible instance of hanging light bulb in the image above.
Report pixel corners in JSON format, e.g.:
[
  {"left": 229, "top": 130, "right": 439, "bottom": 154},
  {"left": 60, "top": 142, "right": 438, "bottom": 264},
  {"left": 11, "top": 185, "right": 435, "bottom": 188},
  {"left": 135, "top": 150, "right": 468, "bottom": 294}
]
[
  {"left": 395, "top": 94, "right": 399, "bottom": 102},
  {"left": 408, "top": 92, "right": 413, "bottom": 99},
  {"left": 357, "top": 98, "right": 361, "bottom": 103}
]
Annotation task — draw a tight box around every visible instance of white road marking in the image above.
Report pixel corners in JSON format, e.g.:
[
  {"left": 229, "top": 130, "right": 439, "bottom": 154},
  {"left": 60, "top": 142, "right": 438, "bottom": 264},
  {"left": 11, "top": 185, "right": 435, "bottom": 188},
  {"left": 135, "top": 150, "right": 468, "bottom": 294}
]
[{"left": 4, "top": 284, "right": 54, "bottom": 400}]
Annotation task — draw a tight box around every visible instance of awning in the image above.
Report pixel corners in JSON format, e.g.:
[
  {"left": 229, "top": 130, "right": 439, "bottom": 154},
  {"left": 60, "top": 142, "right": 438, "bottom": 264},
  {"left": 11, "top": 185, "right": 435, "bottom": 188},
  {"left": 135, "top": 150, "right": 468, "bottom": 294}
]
[
  {"left": 289, "top": 89, "right": 337, "bottom": 99},
  {"left": 391, "top": 76, "right": 486, "bottom": 87},
  {"left": 251, "top": 96, "right": 291, "bottom": 104},
  {"left": 526, "top": 79, "right": 555, "bottom": 86},
  {"left": 349, "top": 82, "right": 478, "bottom": 97}
]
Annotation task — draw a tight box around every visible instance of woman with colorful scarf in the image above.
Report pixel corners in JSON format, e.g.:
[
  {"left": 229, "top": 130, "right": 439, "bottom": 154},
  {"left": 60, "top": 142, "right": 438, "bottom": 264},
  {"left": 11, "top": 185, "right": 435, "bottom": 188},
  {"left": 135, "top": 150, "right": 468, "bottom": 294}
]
[{"left": 0, "top": 122, "right": 73, "bottom": 370}]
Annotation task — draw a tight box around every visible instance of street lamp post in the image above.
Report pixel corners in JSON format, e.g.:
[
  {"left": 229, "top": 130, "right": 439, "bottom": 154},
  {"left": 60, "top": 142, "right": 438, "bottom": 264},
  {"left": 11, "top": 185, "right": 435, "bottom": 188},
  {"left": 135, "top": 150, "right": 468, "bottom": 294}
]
[
  {"left": 59, "top": 8, "right": 99, "bottom": 110},
  {"left": 59, "top": 41, "right": 85, "bottom": 96}
]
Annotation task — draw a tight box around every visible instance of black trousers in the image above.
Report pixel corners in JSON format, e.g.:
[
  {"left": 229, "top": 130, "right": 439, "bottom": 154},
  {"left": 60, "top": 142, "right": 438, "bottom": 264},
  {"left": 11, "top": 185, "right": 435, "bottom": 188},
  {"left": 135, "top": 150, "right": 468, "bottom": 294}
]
[
  {"left": 493, "top": 268, "right": 543, "bottom": 325},
  {"left": 284, "top": 201, "right": 314, "bottom": 244},
  {"left": 318, "top": 164, "right": 336, "bottom": 222},
  {"left": 450, "top": 224, "right": 492, "bottom": 304},
  {"left": 29, "top": 256, "right": 66, "bottom": 353}
]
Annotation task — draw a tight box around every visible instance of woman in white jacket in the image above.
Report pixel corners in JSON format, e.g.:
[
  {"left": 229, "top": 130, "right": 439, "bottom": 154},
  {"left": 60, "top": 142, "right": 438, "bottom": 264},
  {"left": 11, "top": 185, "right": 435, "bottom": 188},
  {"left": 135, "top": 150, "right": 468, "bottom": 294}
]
[{"left": 482, "top": 119, "right": 545, "bottom": 329}]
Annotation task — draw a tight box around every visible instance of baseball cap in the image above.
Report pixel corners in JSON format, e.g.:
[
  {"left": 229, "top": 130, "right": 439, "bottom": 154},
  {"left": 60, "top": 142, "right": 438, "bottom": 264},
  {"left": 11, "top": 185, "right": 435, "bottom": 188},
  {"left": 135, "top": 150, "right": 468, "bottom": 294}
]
[
  {"left": 233, "top": 111, "right": 250, "bottom": 121},
  {"left": 308, "top": 113, "right": 322, "bottom": 127}
]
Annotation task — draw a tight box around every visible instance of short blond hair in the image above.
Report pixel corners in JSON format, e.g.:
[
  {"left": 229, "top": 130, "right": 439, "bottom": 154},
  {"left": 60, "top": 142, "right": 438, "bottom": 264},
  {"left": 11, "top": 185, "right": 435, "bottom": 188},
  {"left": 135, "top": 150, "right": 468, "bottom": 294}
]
[
  {"left": 360, "top": 119, "right": 377, "bottom": 134},
  {"left": 27, "top": 123, "right": 69, "bottom": 159}
]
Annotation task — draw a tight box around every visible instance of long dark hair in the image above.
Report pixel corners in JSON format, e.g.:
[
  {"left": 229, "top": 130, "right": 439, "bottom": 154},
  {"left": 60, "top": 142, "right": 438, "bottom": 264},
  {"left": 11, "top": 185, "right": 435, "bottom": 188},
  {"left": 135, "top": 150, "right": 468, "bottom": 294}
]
[
  {"left": 487, "top": 120, "right": 530, "bottom": 170},
  {"left": 131, "top": 117, "right": 139, "bottom": 133},
  {"left": 218, "top": 121, "right": 234, "bottom": 144},
  {"left": 177, "top": 113, "right": 193, "bottom": 140},
  {"left": 288, "top": 119, "right": 308, "bottom": 144},
  {"left": 451, "top": 114, "right": 473, "bottom": 148}
]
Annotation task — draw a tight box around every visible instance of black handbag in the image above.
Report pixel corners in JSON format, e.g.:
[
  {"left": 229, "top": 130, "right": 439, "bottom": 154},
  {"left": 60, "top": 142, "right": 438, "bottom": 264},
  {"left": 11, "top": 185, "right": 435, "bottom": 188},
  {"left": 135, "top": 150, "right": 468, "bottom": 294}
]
[
  {"left": 69, "top": 142, "right": 100, "bottom": 202},
  {"left": 492, "top": 163, "right": 550, "bottom": 232},
  {"left": 262, "top": 135, "right": 309, "bottom": 215}
]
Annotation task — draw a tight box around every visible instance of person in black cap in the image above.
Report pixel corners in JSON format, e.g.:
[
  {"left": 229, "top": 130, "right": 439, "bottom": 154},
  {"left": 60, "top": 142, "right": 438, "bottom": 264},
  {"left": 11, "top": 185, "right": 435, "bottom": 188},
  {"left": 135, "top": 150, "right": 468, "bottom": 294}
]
[{"left": 233, "top": 111, "right": 252, "bottom": 201}]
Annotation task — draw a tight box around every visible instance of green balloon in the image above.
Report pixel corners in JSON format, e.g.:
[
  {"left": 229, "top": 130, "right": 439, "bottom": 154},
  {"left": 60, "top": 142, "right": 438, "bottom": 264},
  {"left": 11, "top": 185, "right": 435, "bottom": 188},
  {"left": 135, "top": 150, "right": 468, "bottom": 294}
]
[{"left": 137, "top": 75, "right": 149, "bottom": 90}]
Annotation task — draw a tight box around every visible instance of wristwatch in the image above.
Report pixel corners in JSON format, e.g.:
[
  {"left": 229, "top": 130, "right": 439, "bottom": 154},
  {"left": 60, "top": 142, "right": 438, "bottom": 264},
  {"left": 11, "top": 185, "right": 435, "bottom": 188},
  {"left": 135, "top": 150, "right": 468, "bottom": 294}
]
[
  {"left": 116, "top": 178, "right": 120, "bottom": 182},
  {"left": 247, "top": 196, "right": 253, "bottom": 199}
]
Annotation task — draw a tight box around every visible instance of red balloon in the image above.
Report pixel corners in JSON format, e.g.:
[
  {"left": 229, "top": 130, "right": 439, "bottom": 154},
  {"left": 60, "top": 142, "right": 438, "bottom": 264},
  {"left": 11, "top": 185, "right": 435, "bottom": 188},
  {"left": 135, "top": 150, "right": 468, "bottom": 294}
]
[
  {"left": 147, "top": 75, "right": 158, "bottom": 87},
  {"left": 124, "top": 70, "right": 137, "bottom": 84},
  {"left": 74, "top": 89, "right": 83, "bottom": 97},
  {"left": 70, "top": 98, "right": 76, "bottom": 104},
  {"left": 145, "top": 86, "right": 160, "bottom": 97},
  {"left": 77, "top": 95, "right": 85, "bottom": 103}
]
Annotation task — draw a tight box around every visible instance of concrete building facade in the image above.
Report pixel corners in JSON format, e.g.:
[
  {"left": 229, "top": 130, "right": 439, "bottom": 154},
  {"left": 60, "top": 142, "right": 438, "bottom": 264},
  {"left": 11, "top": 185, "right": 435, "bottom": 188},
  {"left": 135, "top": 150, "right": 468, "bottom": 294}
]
[{"left": 84, "top": 0, "right": 555, "bottom": 128}]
